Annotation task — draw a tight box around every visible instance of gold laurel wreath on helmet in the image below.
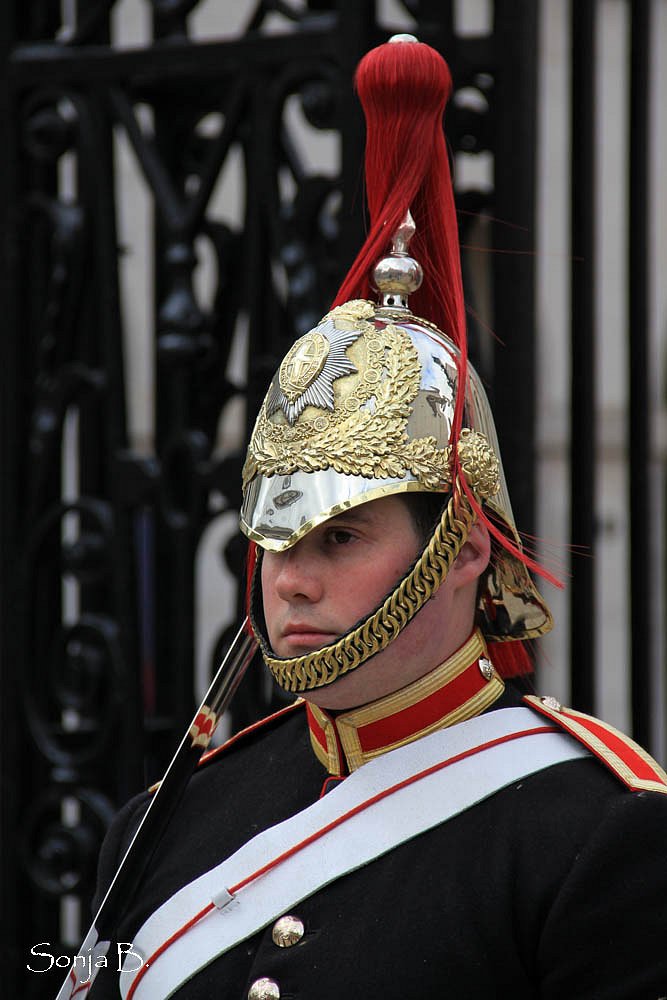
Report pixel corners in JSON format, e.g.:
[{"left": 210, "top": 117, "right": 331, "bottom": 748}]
[
  {"left": 251, "top": 480, "right": 478, "bottom": 693},
  {"left": 243, "top": 311, "right": 448, "bottom": 492},
  {"left": 242, "top": 302, "right": 501, "bottom": 498}
]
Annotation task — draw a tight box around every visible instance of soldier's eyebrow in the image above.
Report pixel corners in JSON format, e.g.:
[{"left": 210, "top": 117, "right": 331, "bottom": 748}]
[{"left": 327, "top": 505, "right": 382, "bottom": 528}]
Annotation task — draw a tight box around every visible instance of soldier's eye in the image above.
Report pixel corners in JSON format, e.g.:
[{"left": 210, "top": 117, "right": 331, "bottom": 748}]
[{"left": 327, "top": 529, "right": 355, "bottom": 545}]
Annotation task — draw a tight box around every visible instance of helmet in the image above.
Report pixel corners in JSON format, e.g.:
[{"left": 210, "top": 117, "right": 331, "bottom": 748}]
[
  {"left": 239, "top": 38, "right": 553, "bottom": 693},
  {"left": 241, "top": 229, "right": 552, "bottom": 693}
]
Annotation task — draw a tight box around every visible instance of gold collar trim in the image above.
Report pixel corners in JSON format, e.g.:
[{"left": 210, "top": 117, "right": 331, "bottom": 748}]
[{"left": 305, "top": 629, "right": 505, "bottom": 774}]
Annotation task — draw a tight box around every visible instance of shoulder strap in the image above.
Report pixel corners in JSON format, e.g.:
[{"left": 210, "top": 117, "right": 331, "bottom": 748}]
[{"left": 524, "top": 695, "right": 667, "bottom": 794}]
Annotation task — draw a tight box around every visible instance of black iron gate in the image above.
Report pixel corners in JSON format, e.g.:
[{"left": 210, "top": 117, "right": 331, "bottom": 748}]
[{"left": 1, "top": 2, "right": 662, "bottom": 996}]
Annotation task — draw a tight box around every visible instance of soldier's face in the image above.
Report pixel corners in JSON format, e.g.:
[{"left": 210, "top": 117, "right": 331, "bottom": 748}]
[
  {"left": 260, "top": 494, "right": 488, "bottom": 710},
  {"left": 261, "top": 495, "right": 422, "bottom": 660}
]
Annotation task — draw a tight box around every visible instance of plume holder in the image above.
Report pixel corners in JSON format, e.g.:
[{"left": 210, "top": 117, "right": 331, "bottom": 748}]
[{"left": 372, "top": 210, "right": 423, "bottom": 311}]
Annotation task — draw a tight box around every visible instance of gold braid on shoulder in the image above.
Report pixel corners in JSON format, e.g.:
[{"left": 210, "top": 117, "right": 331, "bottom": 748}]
[{"left": 251, "top": 481, "right": 477, "bottom": 693}]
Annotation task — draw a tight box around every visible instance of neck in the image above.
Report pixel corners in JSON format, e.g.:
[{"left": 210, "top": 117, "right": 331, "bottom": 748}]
[{"left": 305, "top": 629, "right": 505, "bottom": 774}]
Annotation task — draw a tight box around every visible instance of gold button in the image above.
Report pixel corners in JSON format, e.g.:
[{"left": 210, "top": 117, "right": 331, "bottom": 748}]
[
  {"left": 272, "top": 914, "right": 305, "bottom": 948},
  {"left": 248, "top": 978, "right": 280, "bottom": 1000},
  {"left": 541, "top": 696, "right": 563, "bottom": 712}
]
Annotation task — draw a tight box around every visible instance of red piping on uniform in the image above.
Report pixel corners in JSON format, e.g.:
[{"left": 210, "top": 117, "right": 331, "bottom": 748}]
[
  {"left": 126, "top": 902, "right": 217, "bottom": 999},
  {"left": 319, "top": 775, "right": 346, "bottom": 799},
  {"left": 126, "top": 724, "right": 558, "bottom": 999}
]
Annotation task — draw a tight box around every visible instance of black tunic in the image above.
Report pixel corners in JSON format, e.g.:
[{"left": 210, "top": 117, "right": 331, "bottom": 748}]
[{"left": 90, "top": 695, "right": 667, "bottom": 999}]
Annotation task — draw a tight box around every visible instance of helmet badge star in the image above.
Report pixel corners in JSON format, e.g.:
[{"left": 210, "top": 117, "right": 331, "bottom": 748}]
[{"left": 267, "top": 318, "right": 362, "bottom": 425}]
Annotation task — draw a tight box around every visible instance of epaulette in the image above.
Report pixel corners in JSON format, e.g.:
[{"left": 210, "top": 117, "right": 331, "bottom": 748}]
[
  {"left": 525, "top": 695, "right": 667, "bottom": 795},
  {"left": 148, "top": 700, "right": 304, "bottom": 794}
]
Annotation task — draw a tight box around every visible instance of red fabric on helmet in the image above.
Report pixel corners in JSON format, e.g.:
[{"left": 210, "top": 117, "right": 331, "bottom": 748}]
[
  {"left": 487, "top": 640, "right": 533, "bottom": 678},
  {"left": 331, "top": 40, "right": 468, "bottom": 449},
  {"left": 245, "top": 541, "right": 258, "bottom": 625}
]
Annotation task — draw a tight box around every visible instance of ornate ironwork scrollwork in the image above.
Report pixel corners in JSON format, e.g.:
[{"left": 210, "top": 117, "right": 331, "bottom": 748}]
[{"left": 22, "top": 787, "right": 116, "bottom": 898}]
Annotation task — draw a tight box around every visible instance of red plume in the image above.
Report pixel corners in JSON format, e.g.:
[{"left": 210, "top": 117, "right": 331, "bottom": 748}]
[{"left": 331, "top": 39, "right": 468, "bottom": 476}]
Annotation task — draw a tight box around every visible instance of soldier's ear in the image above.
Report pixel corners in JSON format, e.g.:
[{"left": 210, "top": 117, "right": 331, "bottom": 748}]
[{"left": 451, "top": 523, "right": 491, "bottom": 585}]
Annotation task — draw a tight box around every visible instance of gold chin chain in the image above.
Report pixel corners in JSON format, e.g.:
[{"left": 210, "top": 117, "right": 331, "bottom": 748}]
[{"left": 252, "top": 482, "right": 476, "bottom": 693}]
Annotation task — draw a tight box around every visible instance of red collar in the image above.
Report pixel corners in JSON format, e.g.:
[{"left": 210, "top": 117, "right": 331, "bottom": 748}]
[{"left": 305, "top": 630, "right": 505, "bottom": 774}]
